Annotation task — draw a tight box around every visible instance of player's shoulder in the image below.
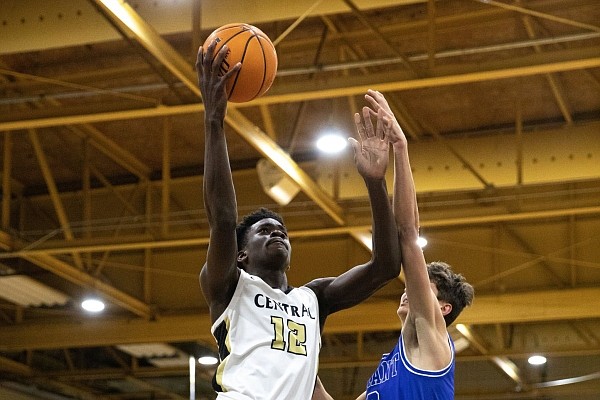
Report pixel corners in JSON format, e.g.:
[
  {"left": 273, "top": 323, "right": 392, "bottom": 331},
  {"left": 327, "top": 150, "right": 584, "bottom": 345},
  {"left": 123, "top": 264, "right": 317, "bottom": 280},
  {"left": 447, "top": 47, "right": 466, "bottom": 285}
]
[{"left": 303, "top": 277, "right": 335, "bottom": 296}]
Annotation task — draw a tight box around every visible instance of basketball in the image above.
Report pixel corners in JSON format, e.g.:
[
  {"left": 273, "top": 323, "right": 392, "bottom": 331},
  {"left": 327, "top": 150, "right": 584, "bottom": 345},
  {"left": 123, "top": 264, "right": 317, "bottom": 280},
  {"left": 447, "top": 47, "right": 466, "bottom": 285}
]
[{"left": 203, "top": 23, "right": 278, "bottom": 103}]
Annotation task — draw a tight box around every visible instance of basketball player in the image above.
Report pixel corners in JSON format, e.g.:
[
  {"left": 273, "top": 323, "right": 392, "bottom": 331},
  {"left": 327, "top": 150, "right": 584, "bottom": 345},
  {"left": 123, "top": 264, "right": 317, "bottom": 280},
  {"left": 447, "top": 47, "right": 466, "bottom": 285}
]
[
  {"left": 197, "top": 41, "right": 401, "bottom": 400},
  {"left": 312, "top": 90, "right": 474, "bottom": 400}
]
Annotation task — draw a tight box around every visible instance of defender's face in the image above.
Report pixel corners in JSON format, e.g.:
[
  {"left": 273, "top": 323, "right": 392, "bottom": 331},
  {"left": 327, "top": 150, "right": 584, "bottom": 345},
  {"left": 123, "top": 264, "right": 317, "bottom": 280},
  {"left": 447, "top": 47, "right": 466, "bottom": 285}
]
[{"left": 397, "top": 282, "right": 440, "bottom": 321}]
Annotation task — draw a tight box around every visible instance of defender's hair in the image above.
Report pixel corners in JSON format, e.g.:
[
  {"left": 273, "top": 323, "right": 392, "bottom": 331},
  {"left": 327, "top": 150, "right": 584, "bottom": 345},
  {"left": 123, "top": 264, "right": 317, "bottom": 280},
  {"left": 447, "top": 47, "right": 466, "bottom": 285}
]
[{"left": 427, "top": 261, "right": 474, "bottom": 326}]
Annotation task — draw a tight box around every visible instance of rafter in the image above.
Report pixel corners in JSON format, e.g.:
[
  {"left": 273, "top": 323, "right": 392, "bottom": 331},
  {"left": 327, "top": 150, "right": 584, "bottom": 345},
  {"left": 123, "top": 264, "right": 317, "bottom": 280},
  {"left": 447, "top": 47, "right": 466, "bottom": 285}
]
[
  {"left": 2, "top": 49, "right": 598, "bottom": 131},
  {"left": 1, "top": 287, "right": 599, "bottom": 351},
  {"left": 90, "top": 0, "right": 344, "bottom": 225}
]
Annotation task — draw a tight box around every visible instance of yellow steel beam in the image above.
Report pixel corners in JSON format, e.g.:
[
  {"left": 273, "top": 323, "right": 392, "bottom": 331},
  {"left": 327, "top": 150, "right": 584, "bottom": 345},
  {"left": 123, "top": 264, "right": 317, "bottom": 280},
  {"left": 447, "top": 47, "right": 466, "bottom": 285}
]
[
  {"left": 260, "top": 55, "right": 600, "bottom": 105},
  {"left": 519, "top": 12, "right": 573, "bottom": 124},
  {"left": 28, "top": 129, "right": 84, "bottom": 269},
  {"left": 474, "top": 0, "right": 600, "bottom": 33},
  {"left": 92, "top": 0, "right": 344, "bottom": 225},
  {"left": 1, "top": 287, "right": 599, "bottom": 351},
  {"left": 67, "top": 123, "right": 151, "bottom": 179},
  {"left": 1, "top": 131, "right": 12, "bottom": 230},
  {"left": 92, "top": 0, "right": 200, "bottom": 96},
  {"left": 28, "top": 130, "right": 74, "bottom": 241},
  {"left": 1, "top": 54, "right": 598, "bottom": 132},
  {"left": 21, "top": 253, "right": 152, "bottom": 319},
  {"left": 455, "top": 324, "right": 524, "bottom": 387},
  {"left": 161, "top": 117, "right": 172, "bottom": 236},
  {"left": 0, "top": 230, "right": 13, "bottom": 251},
  {"left": 1, "top": 200, "right": 599, "bottom": 258},
  {"left": 0, "top": 355, "right": 32, "bottom": 376},
  {"left": 225, "top": 108, "right": 344, "bottom": 224}
]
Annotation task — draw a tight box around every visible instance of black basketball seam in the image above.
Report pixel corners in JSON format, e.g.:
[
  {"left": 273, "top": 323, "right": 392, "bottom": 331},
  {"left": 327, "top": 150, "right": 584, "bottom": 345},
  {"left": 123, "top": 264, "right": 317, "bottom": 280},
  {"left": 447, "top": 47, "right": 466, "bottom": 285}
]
[
  {"left": 215, "top": 27, "right": 250, "bottom": 99},
  {"left": 253, "top": 36, "right": 271, "bottom": 100},
  {"left": 228, "top": 34, "right": 259, "bottom": 102}
]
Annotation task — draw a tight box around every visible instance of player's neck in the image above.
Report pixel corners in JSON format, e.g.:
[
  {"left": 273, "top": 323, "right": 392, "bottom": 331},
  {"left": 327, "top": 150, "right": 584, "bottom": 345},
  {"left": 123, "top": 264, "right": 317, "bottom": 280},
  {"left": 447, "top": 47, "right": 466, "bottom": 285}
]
[{"left": 247, "top": 267, "right": 289, "bottom": 291}]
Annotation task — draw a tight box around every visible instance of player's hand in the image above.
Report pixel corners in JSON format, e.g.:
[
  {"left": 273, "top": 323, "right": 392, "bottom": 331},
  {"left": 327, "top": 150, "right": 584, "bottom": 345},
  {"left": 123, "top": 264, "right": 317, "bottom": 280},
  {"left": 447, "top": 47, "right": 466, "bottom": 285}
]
[
  {"left": 363, "top": 89, "right": 407, "bottom": 150},
  {"left": 349, "top": 106, "right": 391, "bottom": 180},
  {"left": 195, "top": 40, "right": 241, "bottom": 119}
]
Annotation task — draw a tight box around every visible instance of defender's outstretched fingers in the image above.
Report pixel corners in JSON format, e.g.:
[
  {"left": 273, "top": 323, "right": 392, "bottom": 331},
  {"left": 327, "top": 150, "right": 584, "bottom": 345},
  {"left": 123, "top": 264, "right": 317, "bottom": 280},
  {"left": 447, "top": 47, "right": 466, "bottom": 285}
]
[
  {"left": 354, "top": 113, "right": 367, "bottom": 143},
  {"left": 375, "top": 108, "right": 385, "bottom": 141},
  {"left": 362, "top": 106, "right": 375, "bottom": 137},
  {"left": 364, "top": 94, "right": 380, "bottom": 114}
]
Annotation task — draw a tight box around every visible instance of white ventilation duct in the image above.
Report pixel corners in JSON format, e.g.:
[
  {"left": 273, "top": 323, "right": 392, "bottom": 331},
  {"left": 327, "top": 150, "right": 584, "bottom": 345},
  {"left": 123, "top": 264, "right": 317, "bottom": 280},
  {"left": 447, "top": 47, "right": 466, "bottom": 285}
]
[{"left": 0, "top": 275, "right": 69, "bottom": 307}]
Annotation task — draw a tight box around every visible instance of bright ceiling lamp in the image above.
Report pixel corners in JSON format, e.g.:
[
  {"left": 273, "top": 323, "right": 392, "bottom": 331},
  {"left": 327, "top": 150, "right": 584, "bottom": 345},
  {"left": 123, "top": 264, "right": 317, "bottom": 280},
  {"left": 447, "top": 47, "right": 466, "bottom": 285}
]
[
  {"left": 528, "top": 355, "right": 547, "bottom": 365},
  {"left": 316, "top": 132, "right": 347, "bottom": 154},
  {"left": 81, "top": 297, "right": 105, "bottom": 313},
  {"left": 198, "top": 355, "right": 218, "bottom": 366}
]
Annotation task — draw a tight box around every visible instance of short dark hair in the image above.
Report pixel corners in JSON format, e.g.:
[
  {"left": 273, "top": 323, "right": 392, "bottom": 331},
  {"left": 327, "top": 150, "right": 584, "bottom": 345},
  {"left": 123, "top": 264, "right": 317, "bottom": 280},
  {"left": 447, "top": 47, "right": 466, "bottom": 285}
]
[
  {"left": 236, "top": 207, "right": 285, "bottom": 251},
  {"left": 427, "top": 261, "right": 474, "bottom": 326}
]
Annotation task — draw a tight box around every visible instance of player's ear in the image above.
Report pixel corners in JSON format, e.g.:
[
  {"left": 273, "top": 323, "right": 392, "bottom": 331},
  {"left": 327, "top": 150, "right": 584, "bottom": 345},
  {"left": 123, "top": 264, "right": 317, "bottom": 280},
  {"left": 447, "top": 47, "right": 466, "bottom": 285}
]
[
  {"left": 440, "top": 302, "right": 452, "bottom": 316},
  {"left": 237, "top": 250, "right": 247, "bottom": 264}
]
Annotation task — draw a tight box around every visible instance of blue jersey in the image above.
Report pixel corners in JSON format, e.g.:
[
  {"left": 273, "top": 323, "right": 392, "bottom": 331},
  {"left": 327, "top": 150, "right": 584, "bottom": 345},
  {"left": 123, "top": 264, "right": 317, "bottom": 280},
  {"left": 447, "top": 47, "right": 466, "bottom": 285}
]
[{"left": 365, "top": 332, "right": 455, "bottom": 400}]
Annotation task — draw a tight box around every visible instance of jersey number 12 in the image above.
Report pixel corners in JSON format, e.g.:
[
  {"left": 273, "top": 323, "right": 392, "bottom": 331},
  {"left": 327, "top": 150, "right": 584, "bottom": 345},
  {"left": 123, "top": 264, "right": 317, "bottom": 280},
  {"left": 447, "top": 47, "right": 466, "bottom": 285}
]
[{"left": 270, "top": 316, "right": 308, "bottom": 356}]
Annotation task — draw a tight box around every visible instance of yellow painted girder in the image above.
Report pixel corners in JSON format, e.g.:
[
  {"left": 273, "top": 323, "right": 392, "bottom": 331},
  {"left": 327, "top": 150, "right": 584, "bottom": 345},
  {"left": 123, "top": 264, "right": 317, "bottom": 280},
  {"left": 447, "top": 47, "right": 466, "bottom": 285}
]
[{"left": 0, "top": 287, "right": 599, "bottom": 351}]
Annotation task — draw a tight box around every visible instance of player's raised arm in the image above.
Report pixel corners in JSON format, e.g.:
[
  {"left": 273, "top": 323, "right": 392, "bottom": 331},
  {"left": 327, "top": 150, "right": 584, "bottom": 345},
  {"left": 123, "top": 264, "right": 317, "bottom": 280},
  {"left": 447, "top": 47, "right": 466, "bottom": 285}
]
[
  {"left": 308, "top": 105, "right": 401, "bottom": 322},
  {"left": 365, "top": 89, "right": 448, "bottom": 343},
  {"left": 196, "top": 41, "right": 242, "bottom": 322}
]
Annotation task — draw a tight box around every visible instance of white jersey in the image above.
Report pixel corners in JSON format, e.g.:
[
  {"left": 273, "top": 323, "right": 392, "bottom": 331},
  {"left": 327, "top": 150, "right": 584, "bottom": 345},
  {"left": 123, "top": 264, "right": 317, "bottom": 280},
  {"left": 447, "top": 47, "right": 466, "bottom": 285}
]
[{"left": 211, "top": 269, "right": 321, "bottom": 400}]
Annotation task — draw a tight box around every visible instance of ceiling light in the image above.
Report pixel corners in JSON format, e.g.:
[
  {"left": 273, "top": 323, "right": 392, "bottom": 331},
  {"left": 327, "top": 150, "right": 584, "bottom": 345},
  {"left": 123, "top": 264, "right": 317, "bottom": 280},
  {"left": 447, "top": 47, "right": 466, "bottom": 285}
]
[
  {"left": 416, "top": 236, "right": 428, "bottom": 248},
  {"left": 316, "top": 133, "right": 347, "bottom": 154},
  {"left": 528, "top": 355, "right": 547, "bottom": 365},
  {"left": 81, "top": 298, "right": 105, "bottom": 313},
  {"left": 198, "top": 355, "right": 218, "bottom": 366}
]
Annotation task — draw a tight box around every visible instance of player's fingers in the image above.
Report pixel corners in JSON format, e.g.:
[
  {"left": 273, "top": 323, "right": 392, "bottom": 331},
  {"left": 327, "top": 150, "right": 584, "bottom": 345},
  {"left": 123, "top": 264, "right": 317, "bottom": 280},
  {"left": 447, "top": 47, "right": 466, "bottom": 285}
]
[
  {"left": 362, "top": 106, "right": 375, "bottom": 137},
  {"left": 365, "top": 94, "right": 380, "bottom": 111},
  {"left": 354, "top": 113, "right": 367, "bottom": 142},
  {"left": 212, "top": 44, "right": 229, "bottom": 74},
  {"left": 365, "top": 95, "right": 394, "bottom": 122},
  {"left": 376, "top": 108, "right": 386, "bottom": 140},
  {"left": 196, "top": 46, "right": 203, "bottom": 69},
  {"left": 367, "top": 89, "right": 392, "bottom": 113},
  {"left": 363, "top": 103, "right": 379, "bottom": 120},
  {"left": 222, "top": 62, "right": 241, "bottom": 81},
  {"left": 368, "top": 89, "right": 385, "bottom": 103},
  {"left": 348, "top": 137, "right": 362, "bottom": 162},
  {"left": 203, "top": 39, "right": 218, "bottom": 69}
]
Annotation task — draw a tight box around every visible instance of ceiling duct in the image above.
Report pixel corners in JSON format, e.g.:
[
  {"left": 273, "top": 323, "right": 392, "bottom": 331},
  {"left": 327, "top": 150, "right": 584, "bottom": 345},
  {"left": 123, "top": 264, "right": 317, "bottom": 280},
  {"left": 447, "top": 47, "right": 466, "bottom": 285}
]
[{"left": 0, "top": 275, "right": 69, "bottom": 307}]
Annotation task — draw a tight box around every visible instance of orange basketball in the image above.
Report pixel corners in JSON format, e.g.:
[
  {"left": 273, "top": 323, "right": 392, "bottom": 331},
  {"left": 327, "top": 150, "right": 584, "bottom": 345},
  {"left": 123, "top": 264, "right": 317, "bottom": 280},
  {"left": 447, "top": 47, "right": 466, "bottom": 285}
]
[{"left": 203, "top": 23, "right": 278, "bottom": 103}]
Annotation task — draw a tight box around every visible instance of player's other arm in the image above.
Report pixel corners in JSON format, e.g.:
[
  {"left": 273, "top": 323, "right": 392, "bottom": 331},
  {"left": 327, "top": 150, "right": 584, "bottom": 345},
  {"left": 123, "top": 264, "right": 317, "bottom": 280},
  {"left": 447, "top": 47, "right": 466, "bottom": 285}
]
[
  {"left": 308, "top": 107, "right": 401, "bottom": 320},
  {"left": 366, "top": 90, "right": 449, "bottom": 358},
  {"left": 196, "top": 41, "right": 242, "bottom": 322},
  {"left": 311, "top": 376, "right": 366, "bottom": 400},
  {"left": 312, "top": 376, "right": 334, "bottom": 400}
]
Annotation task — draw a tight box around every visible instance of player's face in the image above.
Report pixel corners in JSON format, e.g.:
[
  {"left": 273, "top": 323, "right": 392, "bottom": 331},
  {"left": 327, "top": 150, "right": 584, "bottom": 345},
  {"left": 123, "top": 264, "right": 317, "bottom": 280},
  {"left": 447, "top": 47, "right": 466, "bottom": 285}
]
[{"left": 245, "top": 218, "right": 291, "bottom": 265}]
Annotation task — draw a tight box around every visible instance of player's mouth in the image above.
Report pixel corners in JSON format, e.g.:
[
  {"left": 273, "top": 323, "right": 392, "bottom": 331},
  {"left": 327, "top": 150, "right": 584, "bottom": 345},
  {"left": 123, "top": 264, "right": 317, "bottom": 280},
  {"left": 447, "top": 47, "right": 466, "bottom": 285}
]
[{"left": 267, "top": 238, "right": 287, "bottom": 248}]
